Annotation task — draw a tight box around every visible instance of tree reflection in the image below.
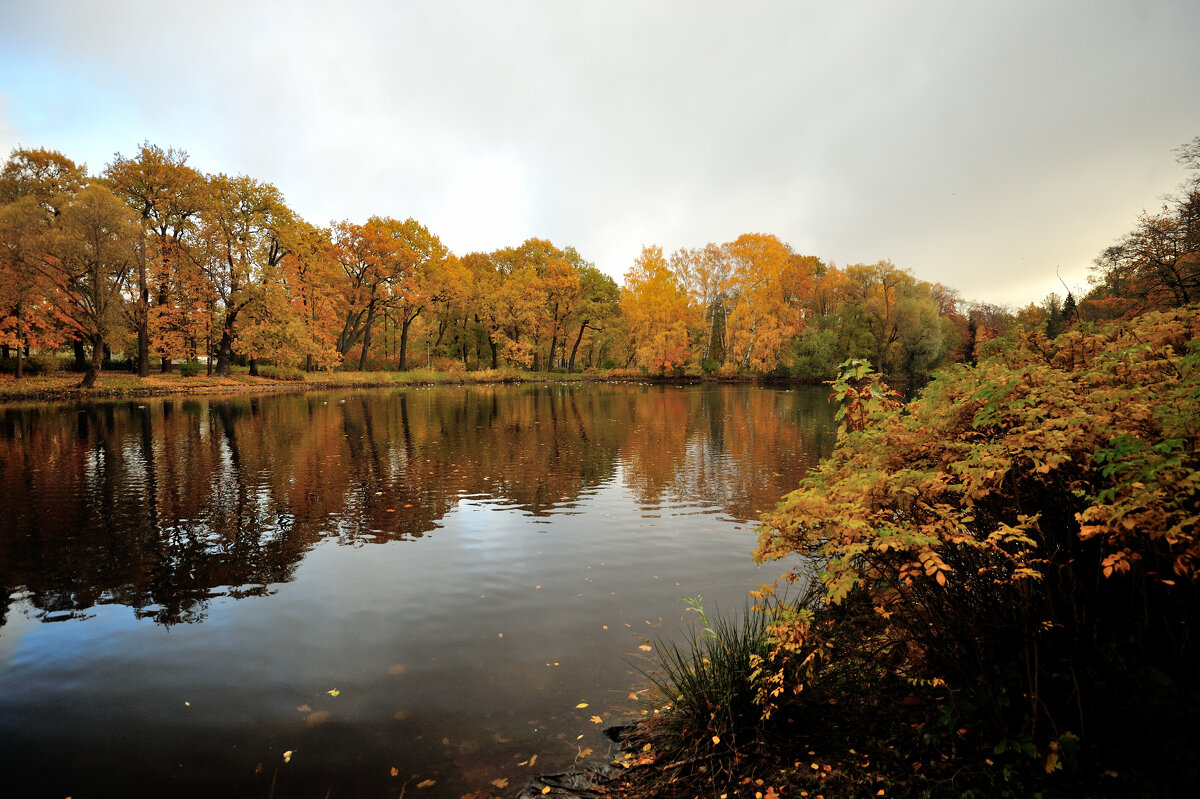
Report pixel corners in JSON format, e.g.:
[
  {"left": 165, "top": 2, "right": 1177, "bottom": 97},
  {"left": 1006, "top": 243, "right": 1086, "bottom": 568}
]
[{"left": 0, "top": 385, "right": 834, "bottom": 627}]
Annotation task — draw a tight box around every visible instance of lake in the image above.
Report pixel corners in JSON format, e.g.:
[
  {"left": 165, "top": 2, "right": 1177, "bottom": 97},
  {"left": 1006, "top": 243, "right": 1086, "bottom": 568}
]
[{"left": 0, "top": 383, "right": 835, "bottom": 798}]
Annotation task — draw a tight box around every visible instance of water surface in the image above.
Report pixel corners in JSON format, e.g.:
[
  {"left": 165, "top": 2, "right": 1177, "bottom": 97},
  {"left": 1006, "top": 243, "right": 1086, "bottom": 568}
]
[{"left": 0, "top": 383, "right": 835, "bottom": 797}]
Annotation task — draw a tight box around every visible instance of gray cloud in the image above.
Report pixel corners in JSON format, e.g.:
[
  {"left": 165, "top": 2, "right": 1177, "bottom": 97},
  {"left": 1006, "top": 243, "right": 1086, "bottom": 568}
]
[{"left": 2, "top": 0, "right": 1197, "bottom": 306}]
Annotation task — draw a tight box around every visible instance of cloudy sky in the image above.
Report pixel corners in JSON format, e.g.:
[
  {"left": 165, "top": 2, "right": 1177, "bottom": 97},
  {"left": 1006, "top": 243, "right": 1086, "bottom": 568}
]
[{"left": 1, "top": 0, "right": 1197, "bottom": 306}]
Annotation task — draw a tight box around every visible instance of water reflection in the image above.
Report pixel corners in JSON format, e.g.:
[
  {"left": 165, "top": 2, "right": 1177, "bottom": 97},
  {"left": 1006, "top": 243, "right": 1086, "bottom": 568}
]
[
  {"left": 0, "top": 383, "right": 836, "bottom": 796},
  {"left": 1, "top": 385, "right": 833, "bottom": 630}
]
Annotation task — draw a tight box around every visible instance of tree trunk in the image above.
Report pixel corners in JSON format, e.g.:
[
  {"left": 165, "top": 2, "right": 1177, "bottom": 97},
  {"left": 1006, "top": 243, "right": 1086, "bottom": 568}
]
[
  {"left": 355, "top": 303, "right": 379, "bottom": 371},
  {"left": 567, "top": 320, "right": 589, "bottom": 374},
  {"left": 13, "top": 303, "right": 23, "bottom": 379},
  {"left": 248, "top": 356, "right": 258, "bottom": 376},
  {"left": 79, "top": 335, "right": 103, "bottom": 388},
  {"left": 136, "top": 252, "right": 150, "bottom": 377},
  {"left": 71, "top": 338, "right": 86, "bottom": 370},
  {"left": 489, "top": 337, "right": 498, "bottom": 370},
  {"left": 358, "top": 318, "right": 374, "bottom": 371},
  {"left": 398, "top": 309, "right": 420, "bottom": 371},
  {"left": 215, "top": 310, "right": 238, "bottom": 376}
]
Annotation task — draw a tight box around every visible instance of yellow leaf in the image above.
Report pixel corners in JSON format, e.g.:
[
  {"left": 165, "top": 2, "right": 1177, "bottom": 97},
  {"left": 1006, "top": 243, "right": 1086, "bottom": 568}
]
[
  {"left": 542, "top": 787, "right": 552, "bottom": 794},
  {"left": 590, "top": 715, "right": 603, "bottom": 724},
  {"left": 390, "top": 767, "right": 399, "bottom": 777},
  {"left": 575, "top": 702, "right": 589, "bottom": 709},
  {"left": 529, "top": 754, "right": 537, "bottom": 766},
  {"left": 638, "top": 644, "right": 652, "bottom": 652},
  {"left": 712, "top": 735, "right": 721, "bottom": 744},
  {"left": 416, "top": 779, "right": 436, "bottom": 788},
  {"left": 491, "top": 778, "right": 509, "bottom": 788},
  {"left": 327, "top": 689, "right": 340, "bottom": 697},
  {"left": 282, "top": 751, "right": 293, "bottom": 763}
]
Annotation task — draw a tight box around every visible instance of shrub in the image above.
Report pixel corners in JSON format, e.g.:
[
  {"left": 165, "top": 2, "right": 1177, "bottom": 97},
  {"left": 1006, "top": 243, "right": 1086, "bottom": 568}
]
[
  {"left": 257, "top": 364, "right": 305, "bottom": 381},
  {"left": 754, "top": 309, "right": 1200, "bottom": 796},
  {"left": 177, "top": 359, "right": 202, "bottom": 377},
  {"left": 22, "top": 351, "right": 62, "bottom": 375}
]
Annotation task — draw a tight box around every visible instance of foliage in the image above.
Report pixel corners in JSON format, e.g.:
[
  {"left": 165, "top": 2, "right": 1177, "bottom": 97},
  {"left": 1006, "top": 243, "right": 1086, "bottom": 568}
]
[
  {"left": 176, "top": 359, "right": 202, "bottom": 377},
  {"left": 751, "top": 307, "right": 1200, "bottom": 796}
]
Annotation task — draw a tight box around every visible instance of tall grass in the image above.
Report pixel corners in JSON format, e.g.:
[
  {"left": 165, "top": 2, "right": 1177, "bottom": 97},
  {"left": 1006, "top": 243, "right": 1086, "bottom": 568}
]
[{"left": 634, "top": 601, "right": 771, "bottom": 787}]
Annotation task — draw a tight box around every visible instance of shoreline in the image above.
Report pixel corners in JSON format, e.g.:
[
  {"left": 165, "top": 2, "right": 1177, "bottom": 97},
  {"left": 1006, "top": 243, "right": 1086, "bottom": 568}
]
[{"left": 0, "top": 369, "right": 827, "bottom": 406}]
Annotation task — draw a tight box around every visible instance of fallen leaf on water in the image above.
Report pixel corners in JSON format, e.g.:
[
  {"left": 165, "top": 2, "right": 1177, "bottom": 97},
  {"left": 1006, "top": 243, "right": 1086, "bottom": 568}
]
[
  {"left": 579, "top": 747, "right": 593, "bottom": 757},
  {"left": 389, "top": 767, "right": 398, "bottom": 777},
  {"left": 416, "top": 778, "right": 436, "bottom": 788},
  {"left": 535, "top": 585, "right": 541, "bottom": 589},
  {"left": 184, "top": 701, "right": 190, "bottom": 706},
  {"left": 529, "top": 754, "right": 537, "bottom": 766},
  {"left": 542, "top": 787, "right": 552, "bottom": 794},
  {"left": 575, "top": 702, "right": 589, "bottom": 709},
  {"left": 498, "top": 633, "right": 503, "bottom": 638},
  {"left": 590, "top": 715, "right": 603, "bottom": 724},
  {"left": 385, "top": 508, "right": 395, "bottom": 513},
  {"left": 491, "top": 778, "right": 509, "bottom": 789},
  {"left": 442, "top": 737, "right": 451, "bottom": 746},
  {"left": 403, "top": 504, "right": 414, "bottom": 508},
  {"left": 327, "top": 689, "right": 340, "bottom": 697},
  {"left": 712, "top": 735, "right": 721, "bottom": 745},
  {"left": 283, "top": 750, "right": 294, "bottom": 763},
  {"left": 602, "top": 625, "right": 608, "bottom": 630},
  {"left": 638, "top": 644, "right": 652, "bottom": 652}
]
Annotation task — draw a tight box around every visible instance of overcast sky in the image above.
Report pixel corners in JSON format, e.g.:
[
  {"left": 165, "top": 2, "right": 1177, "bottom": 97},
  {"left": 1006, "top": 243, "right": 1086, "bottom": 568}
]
[{"left": 1, "top": 0, "right": 1197, "bottom": 307}]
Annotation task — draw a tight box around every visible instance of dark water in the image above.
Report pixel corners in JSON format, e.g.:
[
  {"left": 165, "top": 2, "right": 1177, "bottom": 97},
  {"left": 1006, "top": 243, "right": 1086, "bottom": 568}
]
[{"left": 0, "top": 383, "right": 835, "bottom": 798}]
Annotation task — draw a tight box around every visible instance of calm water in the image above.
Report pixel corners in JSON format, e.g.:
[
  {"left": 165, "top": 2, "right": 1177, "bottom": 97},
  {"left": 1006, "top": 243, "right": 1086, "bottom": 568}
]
[{"left": 0, "top": 383, "right": 835, "bottom": 798}]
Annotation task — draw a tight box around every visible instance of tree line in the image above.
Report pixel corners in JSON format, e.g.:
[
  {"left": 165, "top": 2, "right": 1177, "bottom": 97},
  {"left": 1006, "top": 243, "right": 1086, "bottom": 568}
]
[{"left": 2, "top": 139, "right": 1196, "bottom": 387}]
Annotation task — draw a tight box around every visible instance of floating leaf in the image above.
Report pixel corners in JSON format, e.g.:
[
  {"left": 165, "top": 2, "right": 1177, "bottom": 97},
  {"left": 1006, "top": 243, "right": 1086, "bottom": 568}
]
[
  {"left": 638, "top": 644, "right": 652, "bottom": 652},
  {"left": 712, "top": 735, "right": 721, "bottom": 745},
  {"left": 416, "top": 779, "right": 436, "bottom": 788},
  {"left": 491, "top": 778, "right": 509, "bottom": 789},
  {"left": 542, "top": 787, "right": 551, "bottom": 794},
  {"left": 282, "top": 750, "right": 293, "bottom": 763},
  {"left": 590, "top": 715, "right": 603, "bottom": 724},
  {"left": 390, "top": 767, "right": 398, "bottom": 777},
  {"left": 575, "top": 702, "right": 589, "bottom": 709},
  {"left": 327, "top": 689, "right": 340, "bottom": 697}
]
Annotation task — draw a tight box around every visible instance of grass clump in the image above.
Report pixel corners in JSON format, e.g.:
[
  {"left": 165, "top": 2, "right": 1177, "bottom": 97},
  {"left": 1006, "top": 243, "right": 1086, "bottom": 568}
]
[{"left": 632, "top": 599, "right": 771, "bottom": 788}]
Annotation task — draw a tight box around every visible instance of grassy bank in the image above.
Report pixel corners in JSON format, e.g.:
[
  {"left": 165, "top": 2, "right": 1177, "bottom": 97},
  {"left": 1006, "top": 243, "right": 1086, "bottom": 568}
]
[{"left": 0, "top": 366, "right": 632, "bottom": 404}]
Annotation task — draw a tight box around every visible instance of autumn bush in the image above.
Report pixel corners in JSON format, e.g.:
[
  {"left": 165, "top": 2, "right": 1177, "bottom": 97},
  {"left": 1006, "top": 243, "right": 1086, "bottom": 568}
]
[{"left": 747, "top": 307, "right": 1200, "bottom": 797}]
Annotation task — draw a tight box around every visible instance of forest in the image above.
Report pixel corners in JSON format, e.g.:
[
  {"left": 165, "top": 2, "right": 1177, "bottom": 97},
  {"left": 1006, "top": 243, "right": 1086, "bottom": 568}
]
[{"left": 6, "top": 139, "right": 1187, "bottom": 390}]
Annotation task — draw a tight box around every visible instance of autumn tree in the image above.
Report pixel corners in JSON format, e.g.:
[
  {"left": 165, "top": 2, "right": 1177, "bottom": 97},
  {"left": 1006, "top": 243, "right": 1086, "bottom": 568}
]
[
  {"left": 838, "top": 260, "right": 944, "bottom": 375},
  {"left": 104, "top": 142, "right": 206, "bottom": 375},
  {"left": 673, "top": 243, "right": 732, "bottom": 365},
  {"left": 564, "top": 263, "right": 619, "bottom": 373},
  {"left": 1089, "top": 136, "right": 1200, "bottom": 316},
  {"left": 192, "top": 174, "right": 294, "bottom": 376},
  {"left": 0, "top": 148, "right": 86, "bottom": 375},
  {"left": 622, "top": 245, "right": 694, "bottom": 372},
  {"left": 724, "top": 233, "right": 816, "bottom": 372},
  {"left": 35, "top": 185, "right": 141, "bottom": 387}
]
